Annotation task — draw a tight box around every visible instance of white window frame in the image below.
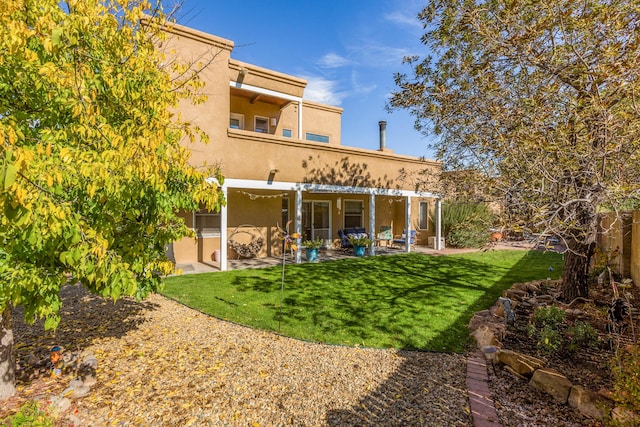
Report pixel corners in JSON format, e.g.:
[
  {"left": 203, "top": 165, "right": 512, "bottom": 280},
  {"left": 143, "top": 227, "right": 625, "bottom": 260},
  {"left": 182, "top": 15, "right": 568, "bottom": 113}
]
[
  {"left": 418, "top": 201, "right": 430, "bottom": 230},
  {"left": 343, "top": 199, "right": 364, "bottom": 228},
  {"left": 254, "top": 115, "right": 269, "bottom": 133},
  {"left": 230, "top": 113, "right": 244, "bottom": 130},
  {"left": 194, "top": 209, "right": 221, "bottom": 238}
]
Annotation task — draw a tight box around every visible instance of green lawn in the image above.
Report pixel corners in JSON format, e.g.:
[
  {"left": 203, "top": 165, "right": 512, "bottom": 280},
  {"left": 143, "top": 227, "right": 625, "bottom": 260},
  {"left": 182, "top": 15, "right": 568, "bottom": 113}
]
[{"left": 161, "top": 250, "right": 563, "bottom": 353}]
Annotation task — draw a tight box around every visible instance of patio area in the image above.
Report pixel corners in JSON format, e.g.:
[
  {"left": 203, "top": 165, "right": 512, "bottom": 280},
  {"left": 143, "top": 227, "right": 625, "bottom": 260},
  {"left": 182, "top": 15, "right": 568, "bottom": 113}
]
[{"left": 173, "top": 240, "right": 536, "bottom": 274}]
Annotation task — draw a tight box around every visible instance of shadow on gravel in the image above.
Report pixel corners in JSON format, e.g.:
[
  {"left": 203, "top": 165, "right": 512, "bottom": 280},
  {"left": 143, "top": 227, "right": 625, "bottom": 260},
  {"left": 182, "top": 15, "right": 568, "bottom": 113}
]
[
  {"left": 325, "top": 250, "right": 562, "bottom": 426},
  {"left": 12, "top": 284, "right": 160, "bottom": 376}
]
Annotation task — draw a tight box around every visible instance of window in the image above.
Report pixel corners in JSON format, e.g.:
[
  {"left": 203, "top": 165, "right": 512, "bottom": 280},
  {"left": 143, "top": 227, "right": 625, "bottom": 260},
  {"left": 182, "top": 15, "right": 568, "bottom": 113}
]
[
  {"left": 418, "top": 201, "right": 430, "bottom": 230},
  {"left": 282, "top": 129, "right": 292, "bottom": 138},
  {"left": 344, "top": 200, "right": 363, "bottom": 228},
  {"left": 305, "top": 132, "right": 329, "bottom": 143},
  {"left": 255, "top": 116, "right": 269, "bottom": 133},
  {"left": 281, "top": 197, "right": 289, "bottom": 229},
  {"left": 195, "top": 206, "right": 221, "bottom": 236},
  {"left": 230, "top": 113, "right": 244, "bottom": 129}
]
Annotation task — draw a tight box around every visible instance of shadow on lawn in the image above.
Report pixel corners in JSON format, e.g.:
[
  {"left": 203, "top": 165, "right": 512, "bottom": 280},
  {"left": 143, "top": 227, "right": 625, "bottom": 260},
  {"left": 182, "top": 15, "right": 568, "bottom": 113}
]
[
  {"left": 233, "top": 250, "right": 561, "bottom": 351},
  {"left": 322, "top": 250, "right": 560, "bottom": 425}
]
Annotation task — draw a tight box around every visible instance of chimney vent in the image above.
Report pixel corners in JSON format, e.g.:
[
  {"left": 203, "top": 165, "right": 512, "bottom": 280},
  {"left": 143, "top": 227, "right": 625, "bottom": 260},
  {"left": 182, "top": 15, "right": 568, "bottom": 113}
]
[{"left": 378, "top": 120, "right": 387, "bottom": 151}]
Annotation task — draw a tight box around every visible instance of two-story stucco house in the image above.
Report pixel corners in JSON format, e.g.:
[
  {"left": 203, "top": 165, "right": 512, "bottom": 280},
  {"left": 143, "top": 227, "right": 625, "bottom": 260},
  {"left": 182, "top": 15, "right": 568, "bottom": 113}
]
[{"left": 162, "top": 21, "right": 444, "bottom": 271}]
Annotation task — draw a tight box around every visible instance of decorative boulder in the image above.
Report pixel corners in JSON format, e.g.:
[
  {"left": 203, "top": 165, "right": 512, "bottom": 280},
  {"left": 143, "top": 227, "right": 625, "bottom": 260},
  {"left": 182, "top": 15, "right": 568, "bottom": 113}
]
[
  {"left": 568, "top": 385, "right": 612, "bottom": 420},
  {"left": 530, "top": 368, "right": 573, "bottom": 403},
  {"left": 494, "top": 349, "right": 545, "bottom": 376}
]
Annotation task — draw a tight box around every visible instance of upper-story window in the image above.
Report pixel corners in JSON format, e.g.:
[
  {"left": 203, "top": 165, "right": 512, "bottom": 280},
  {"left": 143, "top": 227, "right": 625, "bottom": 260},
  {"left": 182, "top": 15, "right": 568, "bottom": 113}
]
[
  {"left": 283, "top": 129, "right": 292, "bottom": 138},
  {"left": 230, "top": 113, "right": 244, "bottom": 130},
  {"left": 306, "top": 132, "right": 329, "bottom": 143},
  {"left": 255, "top": 116, "right": 269, "bottom": 133}
]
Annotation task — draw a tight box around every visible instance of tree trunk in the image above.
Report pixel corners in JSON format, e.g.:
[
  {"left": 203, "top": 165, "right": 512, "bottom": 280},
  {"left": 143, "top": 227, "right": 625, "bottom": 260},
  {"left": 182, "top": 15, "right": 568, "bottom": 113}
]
[
  {"left": 0, "top": 306, "right": 16, "bottom": 399},
  {"left": 562, "top": 239, "right": 595, "bottom": 301}
]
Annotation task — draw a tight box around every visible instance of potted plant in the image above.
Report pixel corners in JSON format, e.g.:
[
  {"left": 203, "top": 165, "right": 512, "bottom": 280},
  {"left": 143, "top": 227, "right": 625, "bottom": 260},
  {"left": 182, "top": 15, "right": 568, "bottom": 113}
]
[
  {"left": 302, "top": 237, "right": 324, "bottom": 262},
  {"left": 348, "top": 235, "right": 371, "bottom": 257}
]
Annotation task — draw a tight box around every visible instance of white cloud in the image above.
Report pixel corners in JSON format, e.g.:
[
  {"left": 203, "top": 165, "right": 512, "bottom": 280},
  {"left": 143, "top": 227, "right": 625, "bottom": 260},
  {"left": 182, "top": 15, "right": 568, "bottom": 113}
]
[
  {"left": 302, "top": 75, "right": 346, "bottom": 105},
  {"left": 317, "top": 52, "right": 352, "bottom": 69},
  {"left": 384, "top": 10, "right": 422, "bottom": 29}
]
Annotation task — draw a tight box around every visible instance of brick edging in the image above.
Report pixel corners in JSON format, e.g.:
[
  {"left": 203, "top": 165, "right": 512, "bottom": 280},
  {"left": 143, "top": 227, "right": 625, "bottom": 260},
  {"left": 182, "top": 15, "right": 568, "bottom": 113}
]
[{"left": 467, "top": 352, "right": 502, "bottom": 427}]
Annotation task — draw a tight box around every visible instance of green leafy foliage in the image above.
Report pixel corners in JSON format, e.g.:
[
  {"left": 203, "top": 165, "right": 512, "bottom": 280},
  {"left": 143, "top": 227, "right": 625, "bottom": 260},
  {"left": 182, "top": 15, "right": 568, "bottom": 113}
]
[
  {"left": 390, "top": 0, "right": 640, "bottom": 300},
  {"left": 527, "top": 306, "right": 600, "bottom": 356},
  {"left": 0, "top": 2, "right": 223, "bottom": 329},
  {"left": 610, "top": 345, "right": 640, "bottom": 425},
  {"left": 442, "top": 202, "right": 493, "bottom": 248},
  {"left": 0, "top": 401, "right": 53, "bottom": 427}
]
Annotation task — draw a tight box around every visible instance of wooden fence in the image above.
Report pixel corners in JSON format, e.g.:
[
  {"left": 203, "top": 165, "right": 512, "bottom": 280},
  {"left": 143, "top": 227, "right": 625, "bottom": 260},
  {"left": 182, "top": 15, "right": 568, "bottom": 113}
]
[{"left": 596, "top": 211, "right": 637, "bottom": 284}]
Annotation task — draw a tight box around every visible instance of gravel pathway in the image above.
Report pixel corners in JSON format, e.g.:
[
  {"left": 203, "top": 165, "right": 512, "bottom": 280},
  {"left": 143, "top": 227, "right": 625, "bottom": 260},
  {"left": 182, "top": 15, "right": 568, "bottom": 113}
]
[{"left": 11, "top": 285, "right": 472, "bottom": 426}]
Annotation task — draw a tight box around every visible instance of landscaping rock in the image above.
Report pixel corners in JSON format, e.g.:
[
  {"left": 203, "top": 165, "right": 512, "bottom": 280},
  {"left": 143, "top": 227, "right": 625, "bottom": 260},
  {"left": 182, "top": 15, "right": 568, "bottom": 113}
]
[
  {"left": 49, "top": 396, "right": 71, "bottom": 417},
  {"left": 503, "top": 288, "right": 527, "bottom": 302},
  {"left": 494, "top": 349, "right": 545, "bottom": 376},
  {"left": 568, "top": 385, "right": 612, "bottom": 420},
  {"left": 612, "top": 406, "right": 639, "bottom": 425},
  {"left": 468, "top": 309, "right": 506, "bottom": 348},
  {"left": 530, "top": 368, "right": 573, "bottom": 403},
  {"left": 471, "top": 325, "right": 502, "bottom": 348}
]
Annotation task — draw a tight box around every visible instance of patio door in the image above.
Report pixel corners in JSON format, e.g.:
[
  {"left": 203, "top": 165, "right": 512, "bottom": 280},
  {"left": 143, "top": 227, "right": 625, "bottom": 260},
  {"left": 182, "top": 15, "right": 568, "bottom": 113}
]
[{"left": 302, "top": 201, "right": 331, "bottom": 242}]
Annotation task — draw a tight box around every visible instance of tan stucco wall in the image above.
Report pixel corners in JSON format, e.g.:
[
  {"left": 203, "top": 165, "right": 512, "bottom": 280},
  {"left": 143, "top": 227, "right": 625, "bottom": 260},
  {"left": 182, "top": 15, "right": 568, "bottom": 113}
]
[{"left": 160, "top": 21, "right": 443, "bottom": 264}]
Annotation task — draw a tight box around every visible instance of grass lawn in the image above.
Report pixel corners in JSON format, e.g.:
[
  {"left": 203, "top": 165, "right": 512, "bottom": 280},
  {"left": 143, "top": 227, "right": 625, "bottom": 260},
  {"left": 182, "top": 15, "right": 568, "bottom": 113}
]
[{"left": 161, "top": 250, "right": 563, "bottom": 353}]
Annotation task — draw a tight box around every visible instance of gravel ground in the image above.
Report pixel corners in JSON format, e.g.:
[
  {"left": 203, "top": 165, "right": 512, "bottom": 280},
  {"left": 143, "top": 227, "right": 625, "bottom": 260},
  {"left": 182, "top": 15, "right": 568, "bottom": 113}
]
[
  {"left": 9, "top": 285, "right": 472, "bottom": 426},
  {"left": 7, "top": 282, "right": 609, "bottom": 426}
]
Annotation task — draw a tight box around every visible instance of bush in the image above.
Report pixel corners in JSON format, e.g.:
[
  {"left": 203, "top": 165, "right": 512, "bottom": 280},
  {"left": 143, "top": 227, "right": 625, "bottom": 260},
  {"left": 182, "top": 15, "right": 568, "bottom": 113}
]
[
  {"left": 527, "top": 306, "right": 603, "bottom": 357},
  {"left": 610, "top": 345, "right": 640, "bottom": 425},
  {"left": 531, "top": 305, "right": 566, "bottom": 329},
  {"left": 0, "top": 401, "right": 53, "bottom": 427},
  {"left": 442, "top": 202, "right": 494, "bottom": 248},
  {"left": 566, "top": 321, "right": 600, "bottom": 352}
]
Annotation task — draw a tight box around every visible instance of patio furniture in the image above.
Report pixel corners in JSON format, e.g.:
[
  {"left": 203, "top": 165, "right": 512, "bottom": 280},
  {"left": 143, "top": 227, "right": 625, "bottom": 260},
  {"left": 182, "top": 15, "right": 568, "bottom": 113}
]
[
  {"left": 337, "top": 227, "right": 367, "bottom": 250},
  {"left": 392, "top": 229, "right": 416, "bottom": 248},
  {"left": 375, "top": 226, "right": 393, "bottom": 250}
]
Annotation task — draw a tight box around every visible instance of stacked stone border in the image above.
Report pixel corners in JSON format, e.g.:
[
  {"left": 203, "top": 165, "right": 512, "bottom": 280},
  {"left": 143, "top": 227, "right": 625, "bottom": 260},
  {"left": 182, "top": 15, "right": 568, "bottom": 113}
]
[{"left": 468, "top": 281, "right": 638, "bottom": 425}]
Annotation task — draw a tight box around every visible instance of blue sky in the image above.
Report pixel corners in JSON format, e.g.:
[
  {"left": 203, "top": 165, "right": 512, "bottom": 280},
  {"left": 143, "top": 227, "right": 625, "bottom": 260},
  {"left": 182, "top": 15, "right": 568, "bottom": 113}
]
[{"left": 170, "top": 0, "right": 437, "bottom": 159}]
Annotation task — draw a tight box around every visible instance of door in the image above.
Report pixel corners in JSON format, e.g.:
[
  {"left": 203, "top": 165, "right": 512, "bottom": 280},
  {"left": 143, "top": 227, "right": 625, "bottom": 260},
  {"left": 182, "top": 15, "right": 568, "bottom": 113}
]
[{"left": 302, "top": 201, "right": 331, "bottom": 242}]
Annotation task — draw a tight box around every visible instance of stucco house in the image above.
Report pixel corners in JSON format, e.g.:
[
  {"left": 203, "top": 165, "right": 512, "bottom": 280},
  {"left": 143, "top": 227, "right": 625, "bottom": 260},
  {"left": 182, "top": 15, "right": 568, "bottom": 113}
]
[{"left": 163, "top": 22, "right": 444, "bottom": 271}]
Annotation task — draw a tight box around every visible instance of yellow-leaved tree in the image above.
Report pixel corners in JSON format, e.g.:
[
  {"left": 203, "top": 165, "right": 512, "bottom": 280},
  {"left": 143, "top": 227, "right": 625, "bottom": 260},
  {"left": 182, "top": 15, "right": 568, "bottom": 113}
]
[{"left": 0, "top": 0, "right": 223, "bottom": 398}]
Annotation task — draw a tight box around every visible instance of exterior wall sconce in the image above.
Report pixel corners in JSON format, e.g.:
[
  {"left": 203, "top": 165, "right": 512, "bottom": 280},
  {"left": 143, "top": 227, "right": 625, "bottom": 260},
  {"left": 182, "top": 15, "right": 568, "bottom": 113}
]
[
  {"left": 268, "top": 168, "right": 279, "bottom": 184},
  {"left": 337, "top": 197, "right": 341, "bottom": 213},
  {"left": 270, "top": 117, "right": 277, "bottom": 127}
]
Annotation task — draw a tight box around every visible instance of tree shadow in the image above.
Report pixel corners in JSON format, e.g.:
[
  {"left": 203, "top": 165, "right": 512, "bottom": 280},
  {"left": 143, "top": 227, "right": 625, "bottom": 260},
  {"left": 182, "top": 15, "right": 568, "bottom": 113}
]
[
  {"left": 301, "top": 155, "right": 399, "bottom": 189},
  {"left": 12, "top": 284, "right": 160, "bottom": 379},
  {"left": 323, "top": 250, "right": 562, "bottom": 425}
]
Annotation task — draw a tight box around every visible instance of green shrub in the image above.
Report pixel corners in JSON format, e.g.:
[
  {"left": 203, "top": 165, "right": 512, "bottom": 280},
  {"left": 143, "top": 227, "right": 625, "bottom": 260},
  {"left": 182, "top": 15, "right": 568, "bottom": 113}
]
[
  {"left": 566, "top": 321, "right": 600, "bottom": 352},
  {"left": 442, "top": 202, "right": 494, "bottom": 248},
  {"left": 610, "top": 345, "right": 640, "bottom": 426},
  {"left": 531, "top": 306, "right": 566, "bottom": 329},
  {"left": 535, "top": 325, "right": 563, "bottom": 355},
  {"left": 527, "top": 307, "right": 603, "bottom": 357},
  {"left": 0, "top": 401, "right": 53, "bottom": 427}
]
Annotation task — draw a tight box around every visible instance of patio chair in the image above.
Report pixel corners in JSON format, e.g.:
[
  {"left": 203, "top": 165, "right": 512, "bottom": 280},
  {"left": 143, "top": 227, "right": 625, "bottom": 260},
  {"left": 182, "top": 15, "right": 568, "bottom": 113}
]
[
  {"left": 376, "top": 226, "right": 393, "bottom": 249},
  {"left": 392, "top": 229, "right": 416, "bottom": 248}
]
